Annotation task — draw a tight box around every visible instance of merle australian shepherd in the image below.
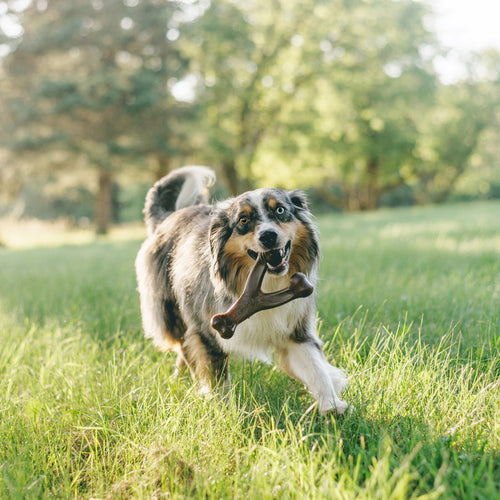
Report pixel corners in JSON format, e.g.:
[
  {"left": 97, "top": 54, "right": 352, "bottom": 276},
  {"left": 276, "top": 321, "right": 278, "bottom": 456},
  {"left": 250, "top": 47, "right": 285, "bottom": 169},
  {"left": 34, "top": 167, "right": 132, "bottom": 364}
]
[{"left": 135, "top": 166, "right": 348, "bottom": 414}]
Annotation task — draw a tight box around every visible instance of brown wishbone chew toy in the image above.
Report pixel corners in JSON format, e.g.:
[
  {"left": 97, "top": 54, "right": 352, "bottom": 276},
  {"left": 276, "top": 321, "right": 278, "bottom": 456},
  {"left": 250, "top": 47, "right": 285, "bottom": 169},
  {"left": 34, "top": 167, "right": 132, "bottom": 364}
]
[{"left": 211, "top": 254, "right": 314, "bottom": 339}]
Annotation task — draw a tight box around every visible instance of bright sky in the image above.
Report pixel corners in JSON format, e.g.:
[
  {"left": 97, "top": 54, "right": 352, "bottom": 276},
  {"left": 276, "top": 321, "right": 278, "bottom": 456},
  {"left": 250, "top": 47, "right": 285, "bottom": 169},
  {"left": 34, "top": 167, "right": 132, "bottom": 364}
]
[{"left": 428, "top": 0, "right": 500, "bottom": 82}]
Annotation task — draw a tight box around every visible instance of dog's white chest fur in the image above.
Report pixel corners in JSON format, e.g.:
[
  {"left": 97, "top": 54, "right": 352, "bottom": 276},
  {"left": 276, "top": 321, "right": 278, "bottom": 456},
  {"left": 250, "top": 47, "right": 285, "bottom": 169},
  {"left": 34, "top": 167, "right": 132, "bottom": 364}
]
[{"left": 217, "top": 273, "right": 315, "bottom": 361}]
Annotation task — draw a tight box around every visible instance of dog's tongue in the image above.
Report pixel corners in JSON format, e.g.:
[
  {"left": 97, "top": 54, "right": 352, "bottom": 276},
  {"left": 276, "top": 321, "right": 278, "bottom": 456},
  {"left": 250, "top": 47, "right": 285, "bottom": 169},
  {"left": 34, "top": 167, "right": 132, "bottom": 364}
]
[{"left": 265, "top": 248, "right": 284, "bottom": 267}]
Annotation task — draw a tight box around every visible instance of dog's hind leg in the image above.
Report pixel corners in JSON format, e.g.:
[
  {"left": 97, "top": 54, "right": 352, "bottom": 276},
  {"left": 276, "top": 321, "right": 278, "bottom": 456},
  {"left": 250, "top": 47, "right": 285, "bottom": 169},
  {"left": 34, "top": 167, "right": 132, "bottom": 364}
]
[
  {"left": 136, "top": 246, "right": 184, "bottom": 353},
  {"left": 182, "top": 330, "right": 230, "bottom": 395},
  {"left": 279, "top": 341, "right": 348, "bottom": 415},
  {"left": 172, "top": 354, "right": 188, "bottom": 379}
]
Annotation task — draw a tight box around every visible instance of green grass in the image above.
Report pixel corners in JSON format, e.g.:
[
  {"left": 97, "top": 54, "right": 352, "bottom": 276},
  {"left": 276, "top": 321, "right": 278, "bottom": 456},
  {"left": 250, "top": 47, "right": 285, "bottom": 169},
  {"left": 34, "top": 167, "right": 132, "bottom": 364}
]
[{"left": 0, "top": 202, "right": 499, "bottom": 499}]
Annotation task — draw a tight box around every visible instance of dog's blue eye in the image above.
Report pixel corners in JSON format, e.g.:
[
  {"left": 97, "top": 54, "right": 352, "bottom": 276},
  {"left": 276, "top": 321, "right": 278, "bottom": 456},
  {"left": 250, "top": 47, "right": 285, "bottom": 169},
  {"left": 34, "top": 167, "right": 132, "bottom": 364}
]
[{"left": 276, "top": 206, "right": 285, "bottom": 215}]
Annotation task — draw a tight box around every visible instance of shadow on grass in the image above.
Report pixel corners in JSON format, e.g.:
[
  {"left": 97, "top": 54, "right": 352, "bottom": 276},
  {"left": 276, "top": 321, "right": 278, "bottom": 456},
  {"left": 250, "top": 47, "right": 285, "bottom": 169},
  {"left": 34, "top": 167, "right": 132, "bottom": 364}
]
[{"left": 228, "top": 364, "right": 499, "bottom": 498}]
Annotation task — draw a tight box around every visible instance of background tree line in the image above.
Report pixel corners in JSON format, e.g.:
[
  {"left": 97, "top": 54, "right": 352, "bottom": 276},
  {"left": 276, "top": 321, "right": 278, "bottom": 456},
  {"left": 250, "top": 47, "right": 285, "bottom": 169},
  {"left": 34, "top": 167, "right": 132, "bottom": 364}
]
[{"left": 0, "top": 0, "right": 499, "bottom": 233}]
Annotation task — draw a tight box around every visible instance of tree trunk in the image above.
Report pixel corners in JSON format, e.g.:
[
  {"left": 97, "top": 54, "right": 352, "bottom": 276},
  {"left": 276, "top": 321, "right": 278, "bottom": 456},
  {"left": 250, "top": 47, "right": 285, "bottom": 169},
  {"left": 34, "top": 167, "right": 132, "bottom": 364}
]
[
  {"left": 432, "top": 164, "right": 467, "bottom": 204},
  {"left": 95, "top": 169, "right": 113, "bottom": 235},
  {"left": 153, "top": 154, "right": 171, "bottom": 180},
  {"left": 359, "top": 158, "right": 379, "bottom": 210},
  {"left": 222, "top": 159, "right": 240, "bottom": 195},
  {"left": 318, "top": 185, "right": 346, "bottom": 210},
  {"left": 348, "top": 188, "right": 361, "bottom": 211}
]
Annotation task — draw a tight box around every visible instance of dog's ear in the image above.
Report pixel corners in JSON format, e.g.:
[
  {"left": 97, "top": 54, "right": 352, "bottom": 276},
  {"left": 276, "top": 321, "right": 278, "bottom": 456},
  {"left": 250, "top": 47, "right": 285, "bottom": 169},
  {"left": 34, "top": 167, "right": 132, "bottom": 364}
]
[
  {"left": 289, "top": 189, "right": 309, "bottom": 212},
  {"left": 209, "top": 208, "right": 232, "bottom": 270}
]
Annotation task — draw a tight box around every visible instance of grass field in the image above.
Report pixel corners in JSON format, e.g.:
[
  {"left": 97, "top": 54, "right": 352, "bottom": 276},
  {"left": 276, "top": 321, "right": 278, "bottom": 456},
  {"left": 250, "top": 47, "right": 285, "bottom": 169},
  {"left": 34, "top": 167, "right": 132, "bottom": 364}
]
[{"left": 0, "top": 202, "right": 499, "bottom": 499}]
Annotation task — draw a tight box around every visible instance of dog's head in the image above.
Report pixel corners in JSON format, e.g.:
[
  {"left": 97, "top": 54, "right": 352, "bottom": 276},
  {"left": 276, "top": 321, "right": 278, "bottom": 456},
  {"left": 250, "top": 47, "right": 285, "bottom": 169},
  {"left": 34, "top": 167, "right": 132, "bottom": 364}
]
[{"left": 210, "top": 188, "right": 319, "bottom": 294}]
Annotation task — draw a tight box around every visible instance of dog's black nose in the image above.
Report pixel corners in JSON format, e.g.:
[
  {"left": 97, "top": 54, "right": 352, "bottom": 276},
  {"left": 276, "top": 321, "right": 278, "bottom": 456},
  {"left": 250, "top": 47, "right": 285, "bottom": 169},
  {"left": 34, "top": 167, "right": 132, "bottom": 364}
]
[{"left": 258, "top": 229, "right": 278, "bottom": 249}]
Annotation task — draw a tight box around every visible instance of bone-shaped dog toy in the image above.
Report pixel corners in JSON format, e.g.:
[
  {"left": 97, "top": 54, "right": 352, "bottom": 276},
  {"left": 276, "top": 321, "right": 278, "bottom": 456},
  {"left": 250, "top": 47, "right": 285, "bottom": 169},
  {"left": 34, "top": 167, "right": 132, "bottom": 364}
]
[{"left": 211, "top": 254, "right": 314, "bottom": 339}]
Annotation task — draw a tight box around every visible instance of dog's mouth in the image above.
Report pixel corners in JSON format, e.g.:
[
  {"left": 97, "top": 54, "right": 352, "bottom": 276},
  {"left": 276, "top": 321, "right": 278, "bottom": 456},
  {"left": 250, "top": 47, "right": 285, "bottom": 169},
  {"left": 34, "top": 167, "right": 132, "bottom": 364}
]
[{"left": 247, "top": 240, "right": 291, "bottom": 275}]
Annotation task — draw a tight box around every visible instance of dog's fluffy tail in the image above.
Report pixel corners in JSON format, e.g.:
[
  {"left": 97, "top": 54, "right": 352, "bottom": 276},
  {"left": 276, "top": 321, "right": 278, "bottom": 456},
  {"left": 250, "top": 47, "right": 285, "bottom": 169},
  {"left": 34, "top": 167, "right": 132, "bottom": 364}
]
[{"left": 143, "top": 166, "right": 216, "bottom": 235}]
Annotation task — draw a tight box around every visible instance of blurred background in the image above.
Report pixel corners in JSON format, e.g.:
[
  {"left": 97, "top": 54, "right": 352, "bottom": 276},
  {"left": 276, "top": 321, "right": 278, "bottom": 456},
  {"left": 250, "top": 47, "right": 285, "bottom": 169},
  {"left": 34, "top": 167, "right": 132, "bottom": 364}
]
[{"left": 0, "top": 0, "right": 499, "bottom": 235}]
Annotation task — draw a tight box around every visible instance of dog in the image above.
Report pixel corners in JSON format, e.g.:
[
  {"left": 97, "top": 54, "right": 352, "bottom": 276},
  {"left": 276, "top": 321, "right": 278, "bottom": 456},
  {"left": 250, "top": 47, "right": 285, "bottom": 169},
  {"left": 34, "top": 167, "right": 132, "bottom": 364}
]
[{"left": 135, "top": 166, "right": 348, "bottom": 414}]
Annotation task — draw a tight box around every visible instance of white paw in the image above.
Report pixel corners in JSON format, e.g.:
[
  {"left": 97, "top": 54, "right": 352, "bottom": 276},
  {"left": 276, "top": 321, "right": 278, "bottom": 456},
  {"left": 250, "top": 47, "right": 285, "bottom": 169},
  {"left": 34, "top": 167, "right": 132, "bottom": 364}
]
[
  {"left": 334, "top": 399, "right": 349, "bottom": 415},
  {"left": 197, "top": 382, "right": 212, "bottom": 397},
  {"left": 328, "top": 366, "right": 349, "bottom": 394},
  {"left": 318, "top": 398, "right": 349, "bottom": 415}
]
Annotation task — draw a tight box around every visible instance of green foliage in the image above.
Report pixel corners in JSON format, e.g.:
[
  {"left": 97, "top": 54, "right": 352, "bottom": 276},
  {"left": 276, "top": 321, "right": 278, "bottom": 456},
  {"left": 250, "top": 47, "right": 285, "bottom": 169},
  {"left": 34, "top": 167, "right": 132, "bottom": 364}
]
[
  {"left": 0, "top": 0, "right": 499, "bottom": 223},
  {"left": 0, "top": 202, "right": 499, "bottom": 498},
  {"left": 416, "top": 58, "right": 500, "bottom": 203},
  {"left": 252, "top": 0, "right": 439, "bottom": 209},
  {"left": 1, "top": 181, "right": 94, "bottom": 221},
  {"left": 0, "top": 0, "right": 194, "bottom": 231}
]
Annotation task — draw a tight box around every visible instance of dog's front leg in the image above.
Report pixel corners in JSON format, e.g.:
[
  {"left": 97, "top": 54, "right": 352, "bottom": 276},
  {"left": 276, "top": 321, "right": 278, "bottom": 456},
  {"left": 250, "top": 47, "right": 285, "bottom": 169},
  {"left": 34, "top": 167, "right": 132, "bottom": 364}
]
[{"left": 279, "top": 341, "right": 348, "bottom": 415}]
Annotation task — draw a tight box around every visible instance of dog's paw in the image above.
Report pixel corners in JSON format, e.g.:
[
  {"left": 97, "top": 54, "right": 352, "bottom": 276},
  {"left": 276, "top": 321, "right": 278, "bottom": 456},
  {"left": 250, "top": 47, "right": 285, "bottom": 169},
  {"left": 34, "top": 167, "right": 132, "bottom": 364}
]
[
  {"left": 334, "top": 399, "right": 349, "bottom": 415},
  {"left": 328, "top": 366, "right": 349, "bottom": 395},
  {"left": 196, "top": 382, "right": 213, "bottom": 397},
  {"left": 318, "top": 398, "right": 349, "bottom": 416}
]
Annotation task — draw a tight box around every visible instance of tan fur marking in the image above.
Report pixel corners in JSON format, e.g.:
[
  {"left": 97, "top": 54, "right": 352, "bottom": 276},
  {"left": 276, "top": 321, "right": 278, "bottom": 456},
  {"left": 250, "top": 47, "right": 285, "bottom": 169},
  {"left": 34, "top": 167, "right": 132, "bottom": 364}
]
[
  {"left": 224, "top": 232, "right": 254, "bottom": 255},
  {"left": 238, "top": 204, "right": 253, "bottom": 217},
  {"left": 268, "top": 198, "right": 278, "bottom": 210},
  {"left": 183, "top": 334, "right": 212, "bottom": 389},
  {"left": 288, "top": 222, "right": 312, "bottom": 276},
  {"left": 156, "top": 336, "right": 182, "bottom": 353},
  {"left": 223, "top": 233, "right": 255, "bottom": 293}
]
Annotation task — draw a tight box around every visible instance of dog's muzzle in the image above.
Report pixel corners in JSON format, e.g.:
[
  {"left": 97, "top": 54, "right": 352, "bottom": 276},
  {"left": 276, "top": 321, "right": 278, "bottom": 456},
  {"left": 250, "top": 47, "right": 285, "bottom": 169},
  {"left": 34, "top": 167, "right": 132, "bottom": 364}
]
[{"left": 247, "top": 240, "right": 291, "bottom": 275}]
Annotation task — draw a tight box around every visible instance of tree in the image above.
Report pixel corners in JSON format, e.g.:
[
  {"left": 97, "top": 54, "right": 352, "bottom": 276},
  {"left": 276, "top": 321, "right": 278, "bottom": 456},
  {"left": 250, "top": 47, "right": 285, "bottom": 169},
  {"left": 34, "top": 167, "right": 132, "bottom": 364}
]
[
  {"left": 184, "top": 0, "right": 333, "bottom": 194},
  {"left": 415, "top": 50, "right": 500, "bottom": 203},
  {"left": 2, "top": 0, "right": 497, "bottom": 221},
  {"left": 251, "top": 0, "right": 439, "bottom": 210},
  {"left": 1, "top": 0, "right": 191, "bottom": 233}
]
